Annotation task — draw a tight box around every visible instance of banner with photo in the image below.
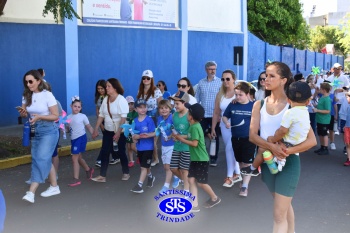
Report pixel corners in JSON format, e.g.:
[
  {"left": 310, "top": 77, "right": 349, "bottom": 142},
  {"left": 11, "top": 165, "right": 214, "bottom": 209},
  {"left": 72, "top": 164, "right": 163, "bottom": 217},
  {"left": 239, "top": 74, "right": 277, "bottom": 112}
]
[{"left": 82, "top": 0, "right": 177, "bottom": 28}]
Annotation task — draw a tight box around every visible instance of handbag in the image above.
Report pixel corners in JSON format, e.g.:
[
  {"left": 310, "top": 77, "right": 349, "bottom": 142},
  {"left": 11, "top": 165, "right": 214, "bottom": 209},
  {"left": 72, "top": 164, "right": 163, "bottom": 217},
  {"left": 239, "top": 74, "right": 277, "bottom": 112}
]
[{"left": 107, "top": 96, "right": 120, "bottom": 133}]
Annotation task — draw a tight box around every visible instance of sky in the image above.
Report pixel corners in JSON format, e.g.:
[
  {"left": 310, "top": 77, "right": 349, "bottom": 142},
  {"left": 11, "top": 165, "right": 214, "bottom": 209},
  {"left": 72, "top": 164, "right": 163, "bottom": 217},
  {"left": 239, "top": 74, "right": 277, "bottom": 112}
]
[{"left": 299, "top": 0, "right": 337, "bottom": 17}]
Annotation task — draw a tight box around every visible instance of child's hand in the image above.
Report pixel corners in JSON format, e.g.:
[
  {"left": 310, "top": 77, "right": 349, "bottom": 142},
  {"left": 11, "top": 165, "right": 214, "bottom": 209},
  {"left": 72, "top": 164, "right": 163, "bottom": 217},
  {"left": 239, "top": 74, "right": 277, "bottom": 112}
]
[
  {"left": 313, "top": 108, "right": 318, "bottom": 113},
  {"left": 139, "top": 133, "right": 148, "bottom": 139},
  {"left": 172, "top": 134, "right": 181, "bottom": 141},
  {"left": 225, "top": 122, "right": 230, "bottom": 129},
  {"left": 267, "top": 136, "right": 274, "bottom": 143},
  {"left": 132, "top": 134, "right": 140, "bottom": 140},
  {"left": 92, "top": 129, "right": 99, "bottom": 139}
]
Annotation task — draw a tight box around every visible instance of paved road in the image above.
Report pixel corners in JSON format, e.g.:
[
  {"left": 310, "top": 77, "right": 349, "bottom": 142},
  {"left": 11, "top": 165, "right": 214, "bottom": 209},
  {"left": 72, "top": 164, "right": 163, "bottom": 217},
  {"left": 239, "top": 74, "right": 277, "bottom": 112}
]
[{"left": 1, "top": 136, "right": 350, "bottom": 233}]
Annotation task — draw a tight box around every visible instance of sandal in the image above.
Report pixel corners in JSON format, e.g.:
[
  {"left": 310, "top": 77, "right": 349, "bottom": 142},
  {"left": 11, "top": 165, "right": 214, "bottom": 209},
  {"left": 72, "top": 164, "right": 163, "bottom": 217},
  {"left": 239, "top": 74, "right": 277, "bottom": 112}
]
[
  {"left": 91, "top": 176, "right": 106, "bottom": 183},
  {"left": 222, "top": 177, "right": 234, "bottom": 188}
]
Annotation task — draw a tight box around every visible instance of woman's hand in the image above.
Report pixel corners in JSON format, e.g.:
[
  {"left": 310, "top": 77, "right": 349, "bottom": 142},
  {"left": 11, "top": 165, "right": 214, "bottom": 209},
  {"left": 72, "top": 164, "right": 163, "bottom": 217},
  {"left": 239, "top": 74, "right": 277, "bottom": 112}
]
[
  {"left": 29, "top": 114, "right": 41, "bottom": 124},
  {"left": 113, "top": 132, "right": 121, "bottom": 142},
  {"left": 92, "top": 129, "right": 99, "bottom": 139},
  {"left": 17, "top": 107, "right": 28, "bottom": 118},
  {"left": 211, "top": 129, "right": 217, "bottom": 138},
  {"left": 269, "top": 142, "right": 288, "bottom": 160}
]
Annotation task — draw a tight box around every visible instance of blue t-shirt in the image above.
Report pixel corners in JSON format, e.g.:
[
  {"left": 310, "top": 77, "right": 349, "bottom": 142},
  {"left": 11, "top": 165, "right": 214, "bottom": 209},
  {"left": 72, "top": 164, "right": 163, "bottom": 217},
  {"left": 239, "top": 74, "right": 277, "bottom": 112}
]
[
  {"left": 134, "top": 116, "right": 155, "bottom": 151},
  {"left": 345, "top": 106, "right": 350, "bottom": 127},
  {"left": 120, "top": 0, "right": 132, "bottom": 20},
  {"left": 157, "top": 114, "right": 175, "bottom": 147},
  {"left": 0, "top": 190, "right": 5, "bottom": 233},
  {"left": 223, "top": 101, "right": 254, "bottom": 138}
]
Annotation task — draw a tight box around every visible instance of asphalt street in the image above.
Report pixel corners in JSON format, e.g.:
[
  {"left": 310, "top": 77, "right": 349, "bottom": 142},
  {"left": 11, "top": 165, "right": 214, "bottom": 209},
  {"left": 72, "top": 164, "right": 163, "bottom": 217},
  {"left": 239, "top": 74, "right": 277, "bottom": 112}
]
[{"left": 1, "top": 135, "right": 350, "bottom": 233}]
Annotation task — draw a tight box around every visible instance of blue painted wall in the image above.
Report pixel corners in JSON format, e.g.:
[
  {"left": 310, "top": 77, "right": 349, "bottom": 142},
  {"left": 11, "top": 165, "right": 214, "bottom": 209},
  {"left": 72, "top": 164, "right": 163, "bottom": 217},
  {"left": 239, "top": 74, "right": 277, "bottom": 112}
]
[{"left": 0, "top": 23, "right": 344, "bottom": 126}]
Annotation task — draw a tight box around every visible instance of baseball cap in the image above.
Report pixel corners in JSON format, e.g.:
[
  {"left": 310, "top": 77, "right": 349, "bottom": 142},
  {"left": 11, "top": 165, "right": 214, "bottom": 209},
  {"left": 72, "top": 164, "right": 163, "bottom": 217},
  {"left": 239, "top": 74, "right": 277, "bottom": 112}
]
[
  {"left": 134, "top": 99, "right": 147, "bottom": 108},
  {"left": 168, "top": 91, "right": 190, "bottom": 103},
  {"left": 186, "top": 103, "right": 205, "bottom": 121},
  {"left": 287, "top": 81, "right": 312, "bottom": 103},
  {"left": 333, "top": 63, "right": 342, "bottom": 69},
  {"left": 142, "top": 70, "right": 153, "bottom": 78},
  {"left": 125, "top": 96, "right": 135, "bottom": 103}
]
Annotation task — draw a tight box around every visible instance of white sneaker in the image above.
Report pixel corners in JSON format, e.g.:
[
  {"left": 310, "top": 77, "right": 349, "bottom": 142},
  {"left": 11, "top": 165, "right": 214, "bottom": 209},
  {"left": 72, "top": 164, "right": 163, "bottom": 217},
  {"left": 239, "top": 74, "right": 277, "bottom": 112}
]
[
  {"left": 40, "top": 185, "right": 60, "bottom": 197},
  {"left": 22, "top": 191, "right": 35, "bottom": 203},
  {"left": 330, "top": 143, "right": 336, "bottom": 150}
]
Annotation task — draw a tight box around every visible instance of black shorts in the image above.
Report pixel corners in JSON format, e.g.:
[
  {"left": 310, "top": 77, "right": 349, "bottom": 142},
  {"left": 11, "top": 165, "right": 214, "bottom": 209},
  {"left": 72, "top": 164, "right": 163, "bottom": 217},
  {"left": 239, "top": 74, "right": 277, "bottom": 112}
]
[
  {"left": 328, "top": 115, "right": 335, "bottom": 131},
  {"left": 188, "top": 161, "right": 209, "bottom": 184},
  {"left": 137, "top": 150, "right": 153, "bottom": 168},
  {"left": 231, "top": 137, "right": 256, "bottom": 164},
  {"left": 317, "top": 123, "right": 328, "bottom": 136}
]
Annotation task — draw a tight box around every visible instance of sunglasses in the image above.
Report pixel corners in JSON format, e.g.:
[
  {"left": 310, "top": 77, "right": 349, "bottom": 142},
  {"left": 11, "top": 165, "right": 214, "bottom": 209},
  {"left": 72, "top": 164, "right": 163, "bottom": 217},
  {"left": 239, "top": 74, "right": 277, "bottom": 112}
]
[
  {"left": 177, "top": 84, "right": 187, "bottom": 88},
  {"left": 221, "top": 78, "right": 231, "bottom": 82},
  {"left": 142, "top": 77, "right": 151, "bottom": 81},
  {"left": 26, "top": 80, "right": 34, "bottom": 84}
]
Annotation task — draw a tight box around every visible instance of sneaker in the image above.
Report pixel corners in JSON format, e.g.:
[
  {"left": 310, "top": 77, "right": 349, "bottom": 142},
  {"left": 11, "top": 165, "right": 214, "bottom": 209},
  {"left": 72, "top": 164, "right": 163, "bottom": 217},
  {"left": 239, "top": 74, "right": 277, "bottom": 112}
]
[
  {"left": 91, "top": 176, "right": 106, "bottom": 183},
  {"left": 318, "top": 149, "right": 329, "bottom": 155},
  {"left": 335, "top": 131, "right": 340, "bottom": 135},
  {"left": 330, "top": 143, "right": 336, "bottom": 150},
  {"left": 172, "top": 176, "right": 180, "bottom": 188},
  {"left": 343, "top": 146, "right": 347, "bottom": 154},
  {"left": 233, "top": 174, "right": 243, "bottom": 183},
  {"left": 203, "top": 197, "right": 221, "bottom": 208},
  {"left": 146, "top": 176, "right": 155, "bottom": 188},
  {"left": 22, "top": 191, "right": 35, "bottom": 203},
  {"left": 95, "top": 160, "right": 101, "bottom": 167},
  {"left": 159, "top": 186, "right": 168, "bottom": 194},
  {"left": 86, "top": 167, "right": 94, "bottom": 179},
  {"left": 241, "top": 166, "right": 260, "bottom": 176},
  {"left": 223, "top": 177, "right": 234, "bottom": 188},
  {"left": 109, "top": 159, "right": 120, "bottom": 165},
  {"left": 25, "top": 178, "right": 32, "bottom": 185},
  {"left": 209, "top": 158, "right": 217, "bottom": 167},
  {"left": 151, "top": 160, "right": 159, "bottom": 167},
  {"left": 128, "top": 161, "right": 135, "bottom": 168},
  {"left": 68, "top": 179, "right": 81, "bottom": 187},
  {"left": 344, "top": 159, "right": 350, "bottom": 166},
  {"left": 131, "top": 184, "right": 144, "bottom": 193},
  {"left": 40, "top": 185, "right": 60, "bottom": 197},
  {"left": 239, "top": 187, "right": 248, "bottom": 197},
  {"left": 191, "top": 205, "right": 200, "bottom": 212},
  {"left": 121, "top": 174, "right": 130, "bottom": 181},
  {"left": 314, "top": 148, "right": 322, "bottom": 153}
]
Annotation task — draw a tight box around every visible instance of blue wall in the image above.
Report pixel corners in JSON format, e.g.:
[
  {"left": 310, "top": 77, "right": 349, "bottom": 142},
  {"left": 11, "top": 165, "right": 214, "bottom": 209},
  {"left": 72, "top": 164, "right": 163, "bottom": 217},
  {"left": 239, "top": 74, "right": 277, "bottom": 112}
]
[{"left": 0, "top": 22, "right": 344, "bottom": 126}]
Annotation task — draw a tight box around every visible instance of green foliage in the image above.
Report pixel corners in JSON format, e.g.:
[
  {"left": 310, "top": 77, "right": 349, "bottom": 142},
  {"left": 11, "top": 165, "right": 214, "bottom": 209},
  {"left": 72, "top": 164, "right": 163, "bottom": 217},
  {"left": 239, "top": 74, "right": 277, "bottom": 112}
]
[
  {"left": 339, "top": 13, "right": 350, "bottom": 56},
  {"left": 309, "top": 25, "right": 346, "bottom": 56},
  {"left": 43, "top": 0, "right": 80, "bottom": 23},
  {"left": 247, "top": 0, "right": 310, "bottom": 49}
]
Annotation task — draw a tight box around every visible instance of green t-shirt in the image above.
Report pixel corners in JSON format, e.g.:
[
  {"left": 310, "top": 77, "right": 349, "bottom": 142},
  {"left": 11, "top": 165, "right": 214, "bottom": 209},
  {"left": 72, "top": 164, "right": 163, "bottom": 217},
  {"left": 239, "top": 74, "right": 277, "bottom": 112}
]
[
  {"left": 173, "top": 111, "right": 190, "bottom": 152},
  {"left": 127, "top": 110, "right": 138, "bottom": 124},
  {"left": 316, "top": 96, "right": 331, "bottom": 124},
  {"left": 187, "top": 122, "right": 209, "bottom": 161}
]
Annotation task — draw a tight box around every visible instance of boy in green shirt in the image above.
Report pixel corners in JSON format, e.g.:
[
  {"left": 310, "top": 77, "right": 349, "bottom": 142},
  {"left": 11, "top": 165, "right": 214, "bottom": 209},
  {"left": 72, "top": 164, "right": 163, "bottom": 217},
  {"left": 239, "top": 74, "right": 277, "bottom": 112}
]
[
  {"left": 314, "top": 83, "right": 332, "bottom": 155},
  {"left": 173, "top": 103, "right": 221, "bottom": 212}
]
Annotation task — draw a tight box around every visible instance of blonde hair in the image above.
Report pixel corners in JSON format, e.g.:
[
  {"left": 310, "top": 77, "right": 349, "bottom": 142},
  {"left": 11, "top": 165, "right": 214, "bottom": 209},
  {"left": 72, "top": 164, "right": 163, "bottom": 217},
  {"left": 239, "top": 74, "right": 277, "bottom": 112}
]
[
  {"left": 158, "top": 99, "right": 172, "bottom": 110},
  {"left": 218, "top": 70, "right": 236, "bottom": 99}
]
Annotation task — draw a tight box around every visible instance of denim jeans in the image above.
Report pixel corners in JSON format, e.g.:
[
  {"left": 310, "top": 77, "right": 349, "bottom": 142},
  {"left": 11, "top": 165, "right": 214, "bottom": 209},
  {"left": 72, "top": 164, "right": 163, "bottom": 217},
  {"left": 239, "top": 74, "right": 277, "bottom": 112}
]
[
  {"left": 0, "top": 190, "right": 5, "bottom": 233},
  {"left": 100, "top": 130, "right": 129, "bottom": 177},
  {"left": 30, "top": 121, "right": 59, "bottom": 183}
]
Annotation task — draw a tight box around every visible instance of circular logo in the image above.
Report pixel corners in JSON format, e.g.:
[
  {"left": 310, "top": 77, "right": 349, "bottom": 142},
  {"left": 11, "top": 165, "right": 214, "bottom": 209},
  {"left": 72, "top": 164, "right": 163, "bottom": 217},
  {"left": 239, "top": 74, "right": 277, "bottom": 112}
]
[{"left": 159, "top": 197, "right": 192, "bottom": 216}]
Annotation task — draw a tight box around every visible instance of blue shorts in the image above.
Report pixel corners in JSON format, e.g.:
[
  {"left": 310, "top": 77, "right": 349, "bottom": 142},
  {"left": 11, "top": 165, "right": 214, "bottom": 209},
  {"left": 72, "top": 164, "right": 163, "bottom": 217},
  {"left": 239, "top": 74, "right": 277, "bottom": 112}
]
[{"left": 71, "top": 134, "right": 87, "bottom": 154}]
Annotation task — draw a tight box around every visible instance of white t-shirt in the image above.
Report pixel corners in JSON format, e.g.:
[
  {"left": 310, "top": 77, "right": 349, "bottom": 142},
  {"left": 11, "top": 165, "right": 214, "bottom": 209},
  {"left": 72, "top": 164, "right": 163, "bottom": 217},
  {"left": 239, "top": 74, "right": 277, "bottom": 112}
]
[
  {"left": 22, "top": 90, "right": 57, "bottom": 116},
  {"left": 67, "top": 113, "right": 90, "bottom": 140},
  {"left": 326, "top": 74, "right": 349, "bottom": 93},
  {"left": 99, "top": 95, "right": 129, "bottom": 132},
  {"left": 255, "top": 89, "right": 265, "bottom": 101},
  {"left": 280, "top": 106, "right": 310, "bottom": 145}
]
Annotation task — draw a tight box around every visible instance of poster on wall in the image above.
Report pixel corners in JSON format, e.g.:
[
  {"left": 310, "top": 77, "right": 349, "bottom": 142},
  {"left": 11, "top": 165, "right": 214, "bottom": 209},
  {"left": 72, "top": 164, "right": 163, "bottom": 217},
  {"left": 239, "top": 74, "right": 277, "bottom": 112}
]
[{"left": 82, "top": 0, "right": 177, "bottom": 28}]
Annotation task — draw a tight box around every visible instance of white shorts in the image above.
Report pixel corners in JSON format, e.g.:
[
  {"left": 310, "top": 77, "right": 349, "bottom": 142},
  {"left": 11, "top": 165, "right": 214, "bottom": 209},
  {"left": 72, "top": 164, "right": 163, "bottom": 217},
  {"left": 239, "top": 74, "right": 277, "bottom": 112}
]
[{"left": 161, "top": 146, "right": 174, "bottom": 165}]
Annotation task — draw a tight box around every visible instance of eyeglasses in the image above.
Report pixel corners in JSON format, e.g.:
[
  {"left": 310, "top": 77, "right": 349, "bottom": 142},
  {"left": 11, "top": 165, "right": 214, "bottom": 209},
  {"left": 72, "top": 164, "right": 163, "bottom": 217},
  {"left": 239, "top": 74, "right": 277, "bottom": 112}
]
[
  {"left": 177, "top": 84, "right": 187, "bottom": 88},
  {"left": 142, "top": 77, "right": 151, "bottom": 81},
  {"left": 334, "top": 68, "right": 340, "bottom": 70},
  {"left": 259, "top": 78, "right": 266, "bottom": 81},
  {"left": 221, "top": 78, "right": 231, "bottom": 82},
  {"left": 26, "top": 80, "right": 34, "bottom": 84},
  {"left": 207, "top": 68, "right": 216, "bottom": 71}
]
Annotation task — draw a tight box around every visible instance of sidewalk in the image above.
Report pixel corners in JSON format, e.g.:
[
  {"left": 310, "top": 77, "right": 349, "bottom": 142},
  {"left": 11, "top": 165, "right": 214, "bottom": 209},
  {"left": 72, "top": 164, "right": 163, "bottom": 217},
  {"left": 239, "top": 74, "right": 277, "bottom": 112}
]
[{"left": 0, "top": 115, "right": 102, "bottom": 169}]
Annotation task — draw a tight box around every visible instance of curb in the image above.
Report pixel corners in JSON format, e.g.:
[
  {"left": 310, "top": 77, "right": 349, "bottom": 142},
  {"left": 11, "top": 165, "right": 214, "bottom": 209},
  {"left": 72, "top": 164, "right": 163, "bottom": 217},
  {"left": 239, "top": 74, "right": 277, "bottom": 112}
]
[{"left": 0, "top": 140, "right": 102, "bottom": 170}]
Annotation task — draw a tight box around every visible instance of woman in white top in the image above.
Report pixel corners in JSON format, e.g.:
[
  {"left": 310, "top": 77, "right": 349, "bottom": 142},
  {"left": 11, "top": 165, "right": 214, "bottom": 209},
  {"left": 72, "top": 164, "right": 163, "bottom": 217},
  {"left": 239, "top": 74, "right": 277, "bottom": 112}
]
[
  {"left": 249, "top": 62, "right": 316, "bottom": 232},
  {"left": 92, "top": 78, "right": 130, "bottom": 182},
  {"left": 137, "top": 70, "right": 163, "bottom": 166},
  {"left": 18, "top": 70, "right": 60, "bottom": 204},
  {"left": 211, "top": 70, "right": 241, "bottom": 188},
  {"left": 255, "top": 71, "right": 266, "bottom": 100},
  {"left": 174, "top": 77, "right": 197, "bottom": 105}
]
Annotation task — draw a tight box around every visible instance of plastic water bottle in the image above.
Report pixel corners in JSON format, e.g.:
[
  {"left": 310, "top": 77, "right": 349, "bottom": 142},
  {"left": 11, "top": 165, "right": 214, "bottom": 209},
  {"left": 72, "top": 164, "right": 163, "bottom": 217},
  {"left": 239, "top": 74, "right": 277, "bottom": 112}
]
[
  {"left": 113, "top": 141, "right": 119, "bottom": 151},
  {"left": 263, "top": 150, "right": 279, "bottom": 174},
  {"left": 30, "top": 124, "right": 35, "bottom": 138},
  {"left": 22, "top": 121, "right": 30, "bottom": 147},
  {"left": 62, "top": 127, "right": 67, "bottom": 140},
  {"left": 209, "top": 139, "right": 216, "bottom": 156}
]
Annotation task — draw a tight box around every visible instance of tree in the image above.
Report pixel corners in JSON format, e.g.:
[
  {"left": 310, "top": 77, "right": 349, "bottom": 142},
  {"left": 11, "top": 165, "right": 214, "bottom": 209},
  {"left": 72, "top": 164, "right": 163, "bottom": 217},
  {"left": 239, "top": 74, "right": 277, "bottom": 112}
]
[
  {"left": 309, "top": 25, "right": 346, "bottom": 56},
  {"left": 0, "top": 0, "right": 79, "bottom": 23},
  {"left": 339, "top": 13, "right": 350, "bottom": 56},
  {"left": 247, "top": 0, "right": 310, "bottom": 49}
]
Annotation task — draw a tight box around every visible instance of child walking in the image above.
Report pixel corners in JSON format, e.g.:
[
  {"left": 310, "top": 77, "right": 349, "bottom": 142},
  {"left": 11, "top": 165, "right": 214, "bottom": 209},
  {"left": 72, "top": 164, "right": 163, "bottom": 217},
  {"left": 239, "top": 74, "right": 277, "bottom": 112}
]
[
  {"left": 241, "top": 81, "right": 312, "bottom": 176},
  {"left": 156, "top": 100, "right": 175, "bottom": 194},
  {"left": 343, "top": 92, "right": 350, "bottom": 166},
  {"left": 131, "top": 99, "right": 156, "bottom": 193},
  {"left": 173, "top": 103, "right": 221, "bottom": 212},
  {"left": 67, "top": 97, "right": 94, "bottom": 187},
  {"left": 169, "top": 91, "right": 191, "bottom": 191},
  {"left": 125, "top": 96, "right": 138, "bottom": 167}
]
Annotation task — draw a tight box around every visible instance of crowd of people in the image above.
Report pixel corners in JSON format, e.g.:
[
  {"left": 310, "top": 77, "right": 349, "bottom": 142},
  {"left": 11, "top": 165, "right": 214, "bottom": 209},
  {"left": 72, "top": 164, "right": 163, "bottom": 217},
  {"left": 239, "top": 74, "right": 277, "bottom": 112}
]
[{"left": 13, "top": 61, "right": 349, "bottom": 232}]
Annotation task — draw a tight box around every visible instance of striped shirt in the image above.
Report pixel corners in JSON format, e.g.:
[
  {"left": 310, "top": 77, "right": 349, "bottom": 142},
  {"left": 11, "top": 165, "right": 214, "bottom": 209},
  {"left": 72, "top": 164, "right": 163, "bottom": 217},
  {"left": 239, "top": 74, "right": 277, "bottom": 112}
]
[{"left": 195, "top": 76, "right": 221, "bottom": 117}]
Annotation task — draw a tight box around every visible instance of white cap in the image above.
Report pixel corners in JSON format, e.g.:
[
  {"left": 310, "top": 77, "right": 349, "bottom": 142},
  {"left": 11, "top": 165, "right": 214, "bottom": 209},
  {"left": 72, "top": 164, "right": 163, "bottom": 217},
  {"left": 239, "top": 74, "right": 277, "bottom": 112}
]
[
  {"left": 333, "top": 63, "right": 342, "bottom": 68},
  {"left": 142, "top": 70, "right": 153, "bottom": 78},
  {"left": 125, "top": 96, "right": 135, "bottom": 103}
]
